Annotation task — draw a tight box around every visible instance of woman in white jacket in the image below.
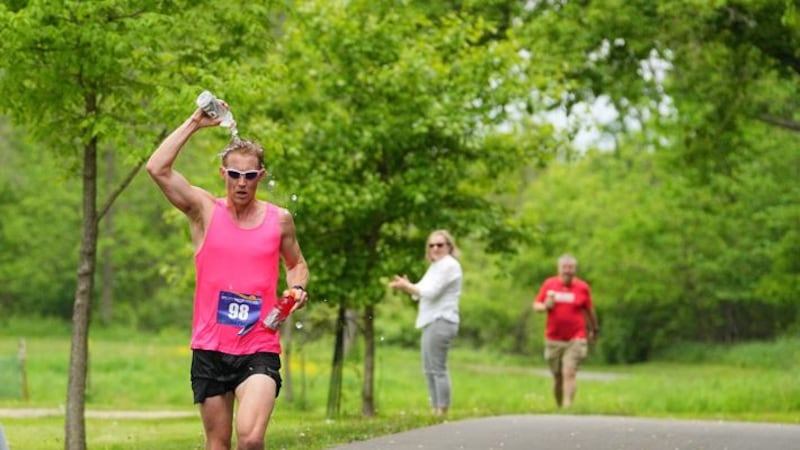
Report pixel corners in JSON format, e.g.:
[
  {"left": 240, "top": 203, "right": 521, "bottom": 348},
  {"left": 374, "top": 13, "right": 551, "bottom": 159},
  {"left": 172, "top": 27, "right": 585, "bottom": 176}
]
[{"left": 389, "top": 229, "right": 463, "bottom": 417}]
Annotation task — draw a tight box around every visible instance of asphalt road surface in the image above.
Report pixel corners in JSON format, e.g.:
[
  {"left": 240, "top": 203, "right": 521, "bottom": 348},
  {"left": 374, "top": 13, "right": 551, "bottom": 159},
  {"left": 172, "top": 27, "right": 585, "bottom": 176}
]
[{"left": 327, "top": 414, "right": 800, "bottom": 450}]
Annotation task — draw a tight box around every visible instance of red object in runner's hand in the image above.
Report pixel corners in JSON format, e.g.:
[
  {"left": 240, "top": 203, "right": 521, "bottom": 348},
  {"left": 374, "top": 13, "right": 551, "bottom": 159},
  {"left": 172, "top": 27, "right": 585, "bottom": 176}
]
[{"left": 262, "top": 291, "right": 297, "bottom": 331}]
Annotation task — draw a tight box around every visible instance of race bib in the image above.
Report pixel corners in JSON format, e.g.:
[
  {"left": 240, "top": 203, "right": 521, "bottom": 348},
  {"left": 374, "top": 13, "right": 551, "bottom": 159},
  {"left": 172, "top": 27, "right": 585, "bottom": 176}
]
[
  {"left": 555, "top": 292, "right": 576, "bottom": 303},
  {"left": 217, "top": 291, "right": 263, "bottom": 328}
]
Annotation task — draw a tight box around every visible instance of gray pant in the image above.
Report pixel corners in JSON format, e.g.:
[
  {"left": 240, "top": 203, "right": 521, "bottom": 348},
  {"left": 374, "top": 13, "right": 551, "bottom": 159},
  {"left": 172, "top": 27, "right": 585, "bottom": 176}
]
[
  {"left": 0, "top": 424, "right": 8, "bottom": 450},
  {"left": 421, "top": 318, "right": 459, "bottom": 408}
]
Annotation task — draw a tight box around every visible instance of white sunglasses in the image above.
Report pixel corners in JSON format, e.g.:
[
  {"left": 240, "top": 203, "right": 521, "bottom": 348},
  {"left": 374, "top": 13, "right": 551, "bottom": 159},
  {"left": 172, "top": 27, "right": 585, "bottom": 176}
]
[{"left": 224, "top": 168, "right": 262, "bottom": 180}]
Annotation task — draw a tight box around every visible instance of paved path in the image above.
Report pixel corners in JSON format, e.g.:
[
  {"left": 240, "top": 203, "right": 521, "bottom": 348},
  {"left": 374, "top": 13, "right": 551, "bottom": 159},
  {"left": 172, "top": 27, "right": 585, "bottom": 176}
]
[{"left": 327, "top": 414, "right": 800, "bottom": 450}]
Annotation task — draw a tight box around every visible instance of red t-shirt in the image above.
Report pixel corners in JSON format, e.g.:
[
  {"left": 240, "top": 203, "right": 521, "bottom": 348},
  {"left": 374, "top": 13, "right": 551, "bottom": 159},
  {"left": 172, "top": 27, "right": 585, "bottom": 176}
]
[{"left": 534, "top": 276, "right": 593, "bottom": 341}]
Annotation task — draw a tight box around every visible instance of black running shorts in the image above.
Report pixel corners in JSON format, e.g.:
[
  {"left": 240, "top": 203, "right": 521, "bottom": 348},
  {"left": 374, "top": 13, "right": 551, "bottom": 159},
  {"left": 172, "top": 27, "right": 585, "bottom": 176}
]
[{"left": 190, "top": 349, "right": 282, "bottom": 404}]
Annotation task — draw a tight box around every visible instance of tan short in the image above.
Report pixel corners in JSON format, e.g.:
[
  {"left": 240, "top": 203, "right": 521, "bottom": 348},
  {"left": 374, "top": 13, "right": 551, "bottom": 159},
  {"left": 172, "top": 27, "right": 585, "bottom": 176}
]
[{"left": 544, "top": 339, "right": 588, "bottom": 374}]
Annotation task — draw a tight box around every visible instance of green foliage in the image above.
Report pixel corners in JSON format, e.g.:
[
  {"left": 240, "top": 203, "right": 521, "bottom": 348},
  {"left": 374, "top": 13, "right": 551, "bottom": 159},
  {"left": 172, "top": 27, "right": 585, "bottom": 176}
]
[
  {"left": 0, "top": 129, "right": 81, "bottom": 318},
  {"left": 255, "top": 0, "right": 537, "bottom": 313},
  {"left": 0, "top": 0, "right": 283, "bottom": 157}
]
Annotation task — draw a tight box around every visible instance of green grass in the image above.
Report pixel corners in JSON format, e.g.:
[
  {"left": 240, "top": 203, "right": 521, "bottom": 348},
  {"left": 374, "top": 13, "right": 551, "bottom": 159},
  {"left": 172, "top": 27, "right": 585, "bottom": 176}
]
[{"left": 1, "top": 326, "right": 799, "bottom": 449}]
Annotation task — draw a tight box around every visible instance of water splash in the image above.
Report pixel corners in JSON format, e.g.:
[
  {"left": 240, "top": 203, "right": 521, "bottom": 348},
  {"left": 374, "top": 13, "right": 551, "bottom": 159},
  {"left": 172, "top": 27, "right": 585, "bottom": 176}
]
[{"left": 261, "top": 177, "right": 299, "bottom": 215}]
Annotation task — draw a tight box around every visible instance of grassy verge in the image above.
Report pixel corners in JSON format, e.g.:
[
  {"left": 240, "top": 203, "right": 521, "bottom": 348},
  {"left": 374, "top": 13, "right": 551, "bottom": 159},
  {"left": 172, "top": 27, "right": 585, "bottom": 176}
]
[{"left": 1, "top": 326, "right": 798, "bottom": 449}]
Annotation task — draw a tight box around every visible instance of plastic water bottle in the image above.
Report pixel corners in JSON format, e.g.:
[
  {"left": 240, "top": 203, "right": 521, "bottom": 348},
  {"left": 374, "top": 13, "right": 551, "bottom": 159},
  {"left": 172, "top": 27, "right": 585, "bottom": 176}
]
[
  {"left": 262, "top": 291, "right": 297, "bottom": 331},
  {"left": 195, "top": 90, "right": 238, "bottom": 138}
]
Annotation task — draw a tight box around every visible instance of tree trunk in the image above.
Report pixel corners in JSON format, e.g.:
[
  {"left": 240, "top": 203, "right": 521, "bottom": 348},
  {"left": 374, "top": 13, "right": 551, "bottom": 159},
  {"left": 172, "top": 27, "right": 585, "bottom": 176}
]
[
  {"left": 343, "top": 308, "right": 359, "bottom": 355},
  {"left": 512, "top": 306, "right": 532, "bottom": 354},
  {"left": 326, "top": 306, "right": 346, "bottom": 419},
  {"left": 361, "top": 305, "right": 375, "bottom": 417},
  {"left": 282, "top": 316, "right": 294, "bottom": 402},
  {"left": 65, "top": 137, "right": 99, "bottom": 450}
]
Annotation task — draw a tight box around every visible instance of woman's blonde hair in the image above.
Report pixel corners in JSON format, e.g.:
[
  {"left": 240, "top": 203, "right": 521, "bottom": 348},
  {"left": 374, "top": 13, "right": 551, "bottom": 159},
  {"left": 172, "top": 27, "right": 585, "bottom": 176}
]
[{"left": 425, "top": 229, "right": 461, "bottom": 261}]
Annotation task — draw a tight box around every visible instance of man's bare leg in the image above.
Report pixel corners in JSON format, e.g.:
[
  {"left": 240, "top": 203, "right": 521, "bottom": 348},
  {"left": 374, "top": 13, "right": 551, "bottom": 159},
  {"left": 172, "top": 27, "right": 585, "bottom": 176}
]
[
  {"left": 234, "top": 374, "right": 277, "bottom": 450},
  {"left": 200, "top": 392, "right": 235, "bottom": 450},
  {"left": 562, "top": 366, "right": 578, "bottom": 408},
  {"left": 552, "top": 371, "right": 563, "bottom": 408}
]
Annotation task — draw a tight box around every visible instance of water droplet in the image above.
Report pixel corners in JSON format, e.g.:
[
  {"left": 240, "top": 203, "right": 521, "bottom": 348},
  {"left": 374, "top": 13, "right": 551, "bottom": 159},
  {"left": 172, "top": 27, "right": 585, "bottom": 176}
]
[
  {"left": 295, "top": 322, "right": 304, "bottom": 330},
  {"left": 290, "top": 193, "right": 298, "bottom": 202},
  {"left": 267, "top": 180, "right": 276, "bottom": 190}
]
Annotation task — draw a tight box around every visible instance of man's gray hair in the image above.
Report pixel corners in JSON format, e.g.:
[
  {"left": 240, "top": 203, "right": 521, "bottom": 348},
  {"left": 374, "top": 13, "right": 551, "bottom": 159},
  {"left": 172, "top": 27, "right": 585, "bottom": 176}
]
[{"left": 558, "top": 254, "right": 577, "bottom": 266}]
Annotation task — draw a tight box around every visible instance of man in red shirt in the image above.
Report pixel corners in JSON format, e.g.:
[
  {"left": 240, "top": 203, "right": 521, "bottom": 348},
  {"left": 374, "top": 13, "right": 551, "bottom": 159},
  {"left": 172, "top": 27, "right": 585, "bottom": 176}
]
[{"left": 533, "top": 254, "right": 599, "bottom": 408}]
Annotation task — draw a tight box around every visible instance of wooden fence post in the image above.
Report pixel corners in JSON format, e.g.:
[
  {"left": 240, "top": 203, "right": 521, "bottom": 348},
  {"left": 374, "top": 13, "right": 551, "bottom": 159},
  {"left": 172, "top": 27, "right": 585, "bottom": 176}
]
[{"left": 19, "top": 338, "right": 29, "bottom": 403}]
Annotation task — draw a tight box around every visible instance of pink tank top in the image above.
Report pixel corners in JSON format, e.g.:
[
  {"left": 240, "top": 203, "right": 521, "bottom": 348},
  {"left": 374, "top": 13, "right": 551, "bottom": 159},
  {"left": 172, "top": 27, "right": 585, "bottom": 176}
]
[{"left": 191, "top": 199, "right": 282, "bottom": 355}]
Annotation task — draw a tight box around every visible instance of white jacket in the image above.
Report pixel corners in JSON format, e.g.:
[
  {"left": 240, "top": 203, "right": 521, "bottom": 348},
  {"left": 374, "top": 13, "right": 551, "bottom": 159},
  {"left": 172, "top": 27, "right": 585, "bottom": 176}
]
[{"left": 412, "top": 254, "right": 462, "bottom": 329}]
